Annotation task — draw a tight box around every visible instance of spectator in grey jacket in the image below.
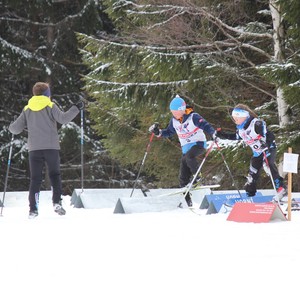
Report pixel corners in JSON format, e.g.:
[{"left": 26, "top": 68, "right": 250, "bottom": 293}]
[{"left": 9, "top": 82, "right": 83, "bottom": 218}]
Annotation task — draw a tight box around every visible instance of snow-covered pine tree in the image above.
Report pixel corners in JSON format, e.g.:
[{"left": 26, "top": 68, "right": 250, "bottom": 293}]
[
  {"left": 79, "top": 0, "right": 299, "bottom": 189},
  {"left": 0, "top": 0, "right": 137, "bottom": 192}
]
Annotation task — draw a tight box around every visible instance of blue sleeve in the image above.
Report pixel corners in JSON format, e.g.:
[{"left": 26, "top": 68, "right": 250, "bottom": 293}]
[
  {"left": 218, "top": 130, "right": 241, "bottom": 140},
  {"left": 192, "top": 114, "right": 215, "bottom": 135},
  {"left": 161, "top": 118, "right": 176, "bottom": 138}
]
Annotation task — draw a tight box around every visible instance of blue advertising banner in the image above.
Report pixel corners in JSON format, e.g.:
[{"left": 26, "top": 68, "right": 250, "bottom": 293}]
[
  {"left": 200, "top": 192, "right": 262, "bottom": 210},
  {"left": 200, "top": 192, "right": 274, "bottom": 214}
]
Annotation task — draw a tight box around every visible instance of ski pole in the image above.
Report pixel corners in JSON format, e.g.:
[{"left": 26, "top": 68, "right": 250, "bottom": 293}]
[
  {"left": 262, "top": 151, "right": 278, "bottom": 202},
  {"left": 130, "top": 132, "right": 155, "bottom": 197},
  {"left": 183, "top": 141, "right": 215, "bottom": 199},
  {"left": 80, "top": 108, "right": 84, "bottom": 193},
  {"left": 215, "top": 141, "right": 244, "bottom": 200},
  {"left": 1, "top": 132, "right": 14, "bottom": 216}
]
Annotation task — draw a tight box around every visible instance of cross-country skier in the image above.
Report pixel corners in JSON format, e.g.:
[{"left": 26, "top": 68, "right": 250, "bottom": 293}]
[
  {"left": 9, "top": 82, "right": 84, "bottom": 218},
  {"left": 149, "top": 95, "right": 217, "bottom": 207},
  {"left": 216, "top": 103, "right": 287, "bottom": 201}
]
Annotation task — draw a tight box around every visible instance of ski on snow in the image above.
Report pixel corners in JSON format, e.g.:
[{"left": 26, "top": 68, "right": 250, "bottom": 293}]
[
  {"left": 178, "top": 202, "right": 205, "bottom": 215},
  {"left": 177, "top": 184, "right": 220, "bottom": 215},
  {"left": 160, "top": 184, "right": 220, "bottom": 198},
  {"left": 277, "top": 198, "right": 300, "bottom": 211}
]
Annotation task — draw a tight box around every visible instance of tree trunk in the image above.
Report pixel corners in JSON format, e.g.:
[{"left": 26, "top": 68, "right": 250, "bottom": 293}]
[{"left": 269, "top": 0, "right": 289, "bottom": 127}]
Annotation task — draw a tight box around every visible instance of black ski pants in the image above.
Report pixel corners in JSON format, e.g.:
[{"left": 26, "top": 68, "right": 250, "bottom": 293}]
[
  {"left": 28, "top": 149, "right": 62, "bottom": 212},
  {"left": 179, "top": 145, "right": 205, "bottom": 187},
  {"left": 245, "top": 147, "right": 285, "bottom": 196}
]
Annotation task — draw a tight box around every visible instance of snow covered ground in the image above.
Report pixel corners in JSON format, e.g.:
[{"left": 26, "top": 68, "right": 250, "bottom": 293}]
[{"left": 1, "top": 189, "right": 300, "bottom": 300}]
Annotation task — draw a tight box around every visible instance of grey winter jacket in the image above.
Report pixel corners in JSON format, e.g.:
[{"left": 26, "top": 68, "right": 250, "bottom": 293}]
[{"left": 9, "top": 95, "right": 79, "bottom": 151}]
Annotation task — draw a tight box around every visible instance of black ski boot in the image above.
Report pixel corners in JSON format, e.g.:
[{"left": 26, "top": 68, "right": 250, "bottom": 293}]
[
  {"left": 28, "top": 210, "right": 38, "bottom": 219},
  {"left": 53, "top": 202, "right": 66, "bottom": 216},
  {"left": 192, "top": 173, "right": 203, "bottom": 188},
  {"left": 185, "top": 192, "right": 193, "bottom": 207}
]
